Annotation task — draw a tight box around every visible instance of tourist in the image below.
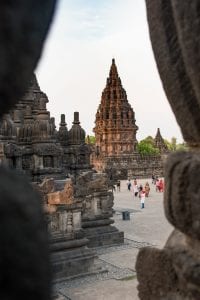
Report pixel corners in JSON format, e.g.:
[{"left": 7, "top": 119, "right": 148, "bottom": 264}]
[
  {"left": 139, "top": 184, "right": 143, "bottom": 195},
  {"left": 152, "top": 174, "right": 155, "bottom": 184},
  {"left": 155, "top": 178, "right": 160, "bottom": 192},
  {"left": 140, "top": 189, "right": 146, "bottom": 209},
  {"left": 144, "top": 182, "right": 150, "bottom": 197},
  {"left": 132, "top": 181, "right": 139, "bottom": 197},
  {"left": 159, "top": 179, "right": 164, "bottom": 192},
  {"left": 117, "top": 180, "right": 121, "bottom": 192},
  {"left": 126, "top": 179, "right": 131, "bottom": 191}
]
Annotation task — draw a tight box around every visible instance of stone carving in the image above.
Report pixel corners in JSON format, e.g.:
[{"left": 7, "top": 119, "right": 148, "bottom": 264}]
[
  {"left": 136, "top": 1, "right": 200, "bottom": 299},
  {"left": 75, "top": 171, "right": 123, "bottom": 247},
  {"left": 37, "top": 176, "right": 97, "bottom": 280},
  {"left": 48, "top": 179, "right": 74, "bottom": 205}
]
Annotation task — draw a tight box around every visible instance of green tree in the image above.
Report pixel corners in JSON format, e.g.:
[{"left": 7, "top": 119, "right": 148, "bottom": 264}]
[
  {"left": 137, "top": 139, "right": 159, "bottom": 155},
  {"left": 164, "top": 138, "right": 188, "bottom": 152},
  {"left": 164, "top": 139, "right": 173, "bottom": 151},
  {"left": 86, "top": 135, "right": 96, "bottom": 144}
]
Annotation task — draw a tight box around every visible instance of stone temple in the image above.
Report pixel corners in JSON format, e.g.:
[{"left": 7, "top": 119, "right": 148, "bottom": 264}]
[
  {"left": 93, "top": 58, "right": 138, "bottom": 157},
  {"left": 0, "top": 74, "right": 124, "bottom": 281},
  {"left": 91, "top": 59, "right": 167, "bottom": 179},
  {"left": 0, "top": 63, "right": 166, "bottom": 281}
]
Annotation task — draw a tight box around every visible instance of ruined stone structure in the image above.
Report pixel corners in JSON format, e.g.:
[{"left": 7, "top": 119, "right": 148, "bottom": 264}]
[
  {"left": 0, "top": 74, "right": 91, "bottom": 182},
  {"left": 136, "top": 1, "right": 200, "bottom": 299},
  {"left": 92, "top": 60, "right": 165, "bottom": 179},
  {"left": 0, "top": 73, "right": 124, "bottom": 280}
]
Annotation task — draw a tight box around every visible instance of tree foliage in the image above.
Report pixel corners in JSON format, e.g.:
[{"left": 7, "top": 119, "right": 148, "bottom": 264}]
[
  {"left": 137, "top": 138, "right": 159, "bottom": 155},
  {"left": 137, "top": 136, "right": 188, "bottom": 155},
  {"left": 86, "top": 135, "right": 96, "bottom": 144},
  {"left": 164, "top": 138, "right": 188, "bottom": 151}
]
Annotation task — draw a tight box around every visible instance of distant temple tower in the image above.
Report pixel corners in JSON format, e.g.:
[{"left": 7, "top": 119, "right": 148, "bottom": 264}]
[
  {"left": 93, "top": 59, "right": 138, "bottom": 157},
  {"left": 154, "top": 128, "right": 168, "bottom": 153}
]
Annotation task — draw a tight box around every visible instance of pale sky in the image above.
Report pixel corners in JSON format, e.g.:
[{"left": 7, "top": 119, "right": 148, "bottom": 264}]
[{"left": 36, "top": 0, "right": 183, "bottom": 142}]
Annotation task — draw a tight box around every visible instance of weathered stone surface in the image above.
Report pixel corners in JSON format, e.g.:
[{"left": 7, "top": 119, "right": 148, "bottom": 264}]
[
  {"left": 164, "top": 151, "right": 200, "bottom": 239},
  {"left": 0, "top": 1, "right": 57, "bottom": 299},
  {"left": 136, "top": 247, "right": 178, "bottom": 300},
  {"left": 145, "top": 1, "right": 200, "bottom": 144},
  {"left": 0, "top": 1, "right": 57, "bottom": 117},
  {"left": 0, "top": 166, "right": 51, "bottom": 300},
  {"left": 48, "top": 179, "right": 74, "bottom": 205},
  {"left": 136, "top": 1, "right": 200, "bottom": 299}
]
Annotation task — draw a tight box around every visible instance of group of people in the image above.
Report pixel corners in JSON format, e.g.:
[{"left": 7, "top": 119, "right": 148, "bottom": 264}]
[
  {"left": 126, "top": 178, "right": 151, "bottom": 209},
  {"left": 126, "top": 176, "right": 164, "bottom": 209},
  {"left": 113, "top": 176, "right": 164, "bottom": 209}
]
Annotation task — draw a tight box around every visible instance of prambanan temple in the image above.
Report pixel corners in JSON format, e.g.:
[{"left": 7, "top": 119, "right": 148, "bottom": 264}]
[
  {"left": 0, "top": 60, "right": 167, "bottom": 281},
  {"left": 0, "top": 73, "right": 123, "bottom": 281},
  {"left": 91, "top": 59, "right": 168, "bottom": 179}
]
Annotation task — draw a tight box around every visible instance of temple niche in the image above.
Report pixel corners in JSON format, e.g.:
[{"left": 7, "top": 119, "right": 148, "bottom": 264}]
[
  {"left": 92, "top": 59, "right": 165, "bottom": 179},
  {"left": 0, "top": 74, "right": 124, "bottom": 280}
]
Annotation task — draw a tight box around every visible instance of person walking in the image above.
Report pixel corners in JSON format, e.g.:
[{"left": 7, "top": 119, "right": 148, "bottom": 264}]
[
  {"left": 159, "top": 179, "right": 164, "bottom": 192},
  {"left": 132, "top": 181, "right": 139, "bottom": 198},
  {"left": 155, "top": 178, "right": 160, "bottom": 192},
  {"left": 145, "top": 182, "right": 150, "bottom": 197},
  {"left": 126, "top": 179, "right": 131, "bottom": 191},
  {"left": 140, "top": 189, "right": 146, "bottom": 209}
]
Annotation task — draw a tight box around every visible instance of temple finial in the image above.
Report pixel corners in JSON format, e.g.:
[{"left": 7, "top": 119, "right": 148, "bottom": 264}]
[{"left": 109, "top": 58, "right": 118, "bottom": 78}]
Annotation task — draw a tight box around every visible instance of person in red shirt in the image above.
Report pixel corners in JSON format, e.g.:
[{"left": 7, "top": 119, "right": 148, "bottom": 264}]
[{"left": 159, "top": 179, "right": 164, "bottom": 192}]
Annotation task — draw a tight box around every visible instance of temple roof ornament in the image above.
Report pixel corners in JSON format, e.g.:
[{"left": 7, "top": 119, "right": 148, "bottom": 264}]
[
  {"left": 58, "top": 114, "right": 68, "bottom": 146},
  {"left": 68, "top": 112, "right": 85, "bottom": 145}
]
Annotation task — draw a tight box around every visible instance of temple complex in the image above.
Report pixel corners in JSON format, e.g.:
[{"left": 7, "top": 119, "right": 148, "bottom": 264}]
[
  {"left": 0, "top": 74, "right": 124, "bottom": 281},
  {"left": 92, "top": 60, "right": 167, "bottom": 179},
  {"left": 0, "top": 63, "right": 168, "bottom": 281}
]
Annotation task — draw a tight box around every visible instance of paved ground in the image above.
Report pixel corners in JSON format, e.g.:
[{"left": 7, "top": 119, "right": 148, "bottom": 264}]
[{"left": 54, "top": 179, "right": 173, "bottom": 300}]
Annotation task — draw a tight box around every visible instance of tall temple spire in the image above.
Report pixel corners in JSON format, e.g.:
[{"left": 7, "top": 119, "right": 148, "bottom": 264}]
[{"left": 94, "top": 59, "right": 138, "bottom": 157}]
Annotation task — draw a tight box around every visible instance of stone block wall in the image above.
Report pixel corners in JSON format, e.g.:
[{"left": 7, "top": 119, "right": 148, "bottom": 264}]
[{"left": 93, "top": 153, "right": 165, "bottom": 180}]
